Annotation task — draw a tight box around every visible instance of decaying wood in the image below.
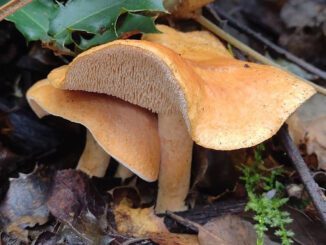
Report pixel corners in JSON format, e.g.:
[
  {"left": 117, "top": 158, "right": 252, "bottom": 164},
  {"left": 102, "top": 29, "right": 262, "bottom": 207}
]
[
  {"left": 279, "top": 126, "right": 326, "bottom": 226},
  {"left": 0, "top": 0, "right": 32, "bottom": 21}
]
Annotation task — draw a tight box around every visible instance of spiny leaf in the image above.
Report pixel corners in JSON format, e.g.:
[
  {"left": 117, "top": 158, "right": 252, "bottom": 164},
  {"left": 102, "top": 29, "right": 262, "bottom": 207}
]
[
  {"left": 117, "top": 12, "right": 159, "bottom": 36},
  {"left": 0, "top": 0, "right": 9, "bottom": 6},
  {"left": 49, "top": 0, "right": 166, "bottom": 49},
  {"left": 5, "top": 0, "right": 166, "bottom": 55},
  {"left": 6, "top": 0, "right": 58, "bottom": 42},
  {"left": 78, "top": 12, "right": 159, "bottom": 50}
]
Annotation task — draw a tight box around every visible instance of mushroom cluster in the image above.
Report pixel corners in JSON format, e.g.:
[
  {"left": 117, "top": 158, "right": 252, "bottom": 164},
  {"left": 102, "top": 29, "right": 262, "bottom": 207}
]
[{"left": 27, "top": 25, "right": 315, "bottom": 213}]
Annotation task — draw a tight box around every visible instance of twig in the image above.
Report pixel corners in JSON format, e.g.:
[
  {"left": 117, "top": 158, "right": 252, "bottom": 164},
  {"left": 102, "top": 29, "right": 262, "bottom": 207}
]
[
  {"left": 166, "top": 211, "right": 199, "bottom": 232},
  {"left": 166, "top": 211, "right": 226, "bottom": 244},
  {"left": 175, "top": 199, "right": 245, "bottom": 225},
  {"left": 207, "top": 5, "right": 326, "bottom": 81},
  {"left": 0, "top": 0, "right": 32, "bottom": 21},
  {"left": 278, "top": 126, "right": 326, "bottom": 226},
  {"left": 122, "top": 237, "right": 151, "bottom": 245},
  {"left": 193, "top": 14, "right": 326, "bottom": 96}
]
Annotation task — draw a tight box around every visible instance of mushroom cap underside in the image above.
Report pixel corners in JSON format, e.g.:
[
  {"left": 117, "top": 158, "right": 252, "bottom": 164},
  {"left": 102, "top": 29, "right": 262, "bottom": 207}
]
[
  {"left": 48, "top": 32, "right": 315, "bottom": 150},
  {"left": 26, "top": 80, "right": 160, "bottom": 181}
]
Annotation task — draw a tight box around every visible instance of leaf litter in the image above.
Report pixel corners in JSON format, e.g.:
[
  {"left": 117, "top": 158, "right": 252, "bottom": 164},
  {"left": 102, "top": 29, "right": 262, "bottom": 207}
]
[
  {"left": 0, "top": 165, "right": 52, "bottom": 241},
  {"left": 114, "top": 199, "right": 199, "bottom": 245},
  {"left": 288, "top": 94, "right": 326, "bottom": 171}
]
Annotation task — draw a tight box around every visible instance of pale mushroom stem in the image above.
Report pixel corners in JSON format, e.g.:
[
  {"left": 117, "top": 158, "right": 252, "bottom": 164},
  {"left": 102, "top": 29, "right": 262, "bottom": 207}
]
[
  {"left": 77, "top": 130, "right": 111, "bottom": 177},
  {"left": 155, "top": 112, "right": 193, "bottom": 213},
  {"left": 115, "top": 164, "right": 134, "bottom": 182}
]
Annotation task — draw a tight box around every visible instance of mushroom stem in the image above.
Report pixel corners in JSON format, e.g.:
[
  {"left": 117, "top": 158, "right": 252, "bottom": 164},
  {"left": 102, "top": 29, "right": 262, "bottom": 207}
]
[
  {"left": 115, "top": 164, "right": 134, "bottom": 182},
  {"left": 155, "top": 112, "right": 193, "bottom": 213},
  {"left": 77, "top": 130, "right": 111, "bottom": 177}
]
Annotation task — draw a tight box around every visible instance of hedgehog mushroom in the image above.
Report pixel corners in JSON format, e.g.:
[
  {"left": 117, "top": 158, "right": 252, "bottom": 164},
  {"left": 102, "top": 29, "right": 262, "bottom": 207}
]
[
  {"left": 26, "top": 79, "right": 160, "bottom": 182},
  {"left": 77, "top": 129, "right": 110, "bottom": 177},
  {"left": 48, "top": 27, "right": 315, "bottom": 212}
]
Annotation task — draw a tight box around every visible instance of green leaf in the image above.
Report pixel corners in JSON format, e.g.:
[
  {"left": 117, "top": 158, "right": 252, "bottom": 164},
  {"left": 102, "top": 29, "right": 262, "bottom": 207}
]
[
  {"left": 0, "top": 0, "right": 9, "bottom": 6},
  {"left": 49, "top": 0, "right": 165, "bottom": 48},
  {"left": 78, "top": 12, "right": 158, "bottom": 50},
  {"left": 6, "top": 0, "right": 58, "bottom": 42},
  {"left": 117, "top": 12, "right": 159, "bottom": 36},
  {"left": 78, "top": 28, "right": 117, "bottom": 51}
]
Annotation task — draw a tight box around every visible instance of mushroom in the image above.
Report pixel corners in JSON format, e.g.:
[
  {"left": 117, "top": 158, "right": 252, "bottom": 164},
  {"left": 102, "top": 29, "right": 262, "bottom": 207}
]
[
  {"left": 46, "top": 26, "right": 315, "bottom": 212},
  {"left": 114, "top": 164, "right": 135, "bottom": 182},
  {"left": 77, "top": 129, "right": 110, "bottom": 177},
  {"left": 26, "top": 79, "right": 160, "bottom": 182}
]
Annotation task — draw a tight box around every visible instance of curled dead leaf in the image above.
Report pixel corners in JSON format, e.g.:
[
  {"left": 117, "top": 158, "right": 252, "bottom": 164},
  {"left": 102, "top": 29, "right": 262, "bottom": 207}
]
[
  {"left": 198, "top": 215, "right": 277, "bottom": 245},
  {"left": 0, "top": 166, "right": 51, "bottom": 242},
  {"left": 287, "top": 94, "right": 326, "bottom": 170},
  {"left": 47, "top": 170, "right": 110, "bottom": 244},
  {"left": 114, "top": 201, "right": 199, "bottom": 245}
]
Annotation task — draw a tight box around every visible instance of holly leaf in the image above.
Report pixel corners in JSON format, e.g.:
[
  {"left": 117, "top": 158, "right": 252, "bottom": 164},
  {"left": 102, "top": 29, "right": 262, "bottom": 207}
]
[
  {"left": 78, "top": 12, "right": 159, "bottom": 50},
  {"left": 0, "top": 0, "right": 9, "bottom": 6},
  {"left": 5, "top": 0, "right": 166, "bottom": 55},
  {"left": 49, "top": 0, "right": 166, "bottom": 49},
  {"left": 117, "top": 12, "right": 159, "bottom": 36},
  {"left": 6, "top": 0, "right": 58, "bottom": 42}
]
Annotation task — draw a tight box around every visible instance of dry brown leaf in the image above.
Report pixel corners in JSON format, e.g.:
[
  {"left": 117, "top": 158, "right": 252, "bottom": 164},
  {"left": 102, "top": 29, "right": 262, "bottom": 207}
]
[
  {"left": 287, "top": 94, "right": 326, "bottom": 170},
  {"left": 198, "top": 215, "right": 276, "bottom": 245},
  {"left": 0, "top": 166, "right": 51, "bottom": 242},
  {"left": 47, "top": 170, "right": 111, "bottom": 244},
  {"left": 280, "top": 0, "right": 326, "bottom": 29},
  {"left": 114, "top": 201, "right": 199, "bottom": 245}
]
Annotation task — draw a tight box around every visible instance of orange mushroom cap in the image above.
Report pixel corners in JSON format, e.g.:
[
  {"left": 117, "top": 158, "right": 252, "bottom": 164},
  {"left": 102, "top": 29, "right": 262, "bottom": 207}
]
[
  {"left": 48, "top": 26, "right": 315, "bottom": 151},
  {"left": 26, "top": 80, "right": 160, "bottom": 181}
]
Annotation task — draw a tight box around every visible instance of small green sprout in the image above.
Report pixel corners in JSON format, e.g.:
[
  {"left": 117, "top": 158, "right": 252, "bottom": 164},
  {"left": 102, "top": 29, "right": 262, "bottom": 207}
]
[{"left": 240, "top": 144, "right": 294, "bottom": 245}]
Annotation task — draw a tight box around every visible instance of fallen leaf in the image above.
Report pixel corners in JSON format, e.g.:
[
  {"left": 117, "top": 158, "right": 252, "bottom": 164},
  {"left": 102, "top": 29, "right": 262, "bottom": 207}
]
[
  {"left": 47, "top": 170, "right": 99, "bottom": 222},
  {"left": 278, "top": 0, "right": 326, "bottom": 65},
  {"left": 33, "top": 231, "right": 58, "bottom": 245},
  {"left": 47, "top": 169, "right": 111, "bottom": 244},
  {"left": 0, "top": 166, "right": 52, "bottom": 242},
  {"left": 280, "top": 0, "right": 326, "bottom": 29},
  {"left": 287, "top": 94, "right": 326, "bottom": 170},
  {"left": 198, "top": 215, "right": 276, "bottom": 245},
  {"left": 286, "top": 207, "right": 326, "bottom": 245},
  {"left": 114, "top": 201, "right": 199, "bottom": 245}
]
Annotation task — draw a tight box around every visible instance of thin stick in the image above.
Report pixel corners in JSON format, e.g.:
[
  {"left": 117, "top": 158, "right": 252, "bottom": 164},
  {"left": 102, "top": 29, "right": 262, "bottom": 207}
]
[
  {"left": 166, "top": 211, "right": 227, "bottom": 244},
  {"left": 0, "top": 0, "right": 32, "bottom": 21},
  {"left": 207, "top": 5, "right": 326, "bottom": 81},
  {"left": 193, "top": 15, "right": 326, "bottom": 96},
  {"left": 279, "top": 126, "right": 326, "bottom": 226},
  {"left": 166, "top": 211, "right": 199, "bottom": 232}
]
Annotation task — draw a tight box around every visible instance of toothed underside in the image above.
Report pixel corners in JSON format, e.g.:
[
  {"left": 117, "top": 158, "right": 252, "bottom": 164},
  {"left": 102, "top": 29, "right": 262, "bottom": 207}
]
[{"left": 65, "top": 45, "right": 186, "bottom": 115}]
